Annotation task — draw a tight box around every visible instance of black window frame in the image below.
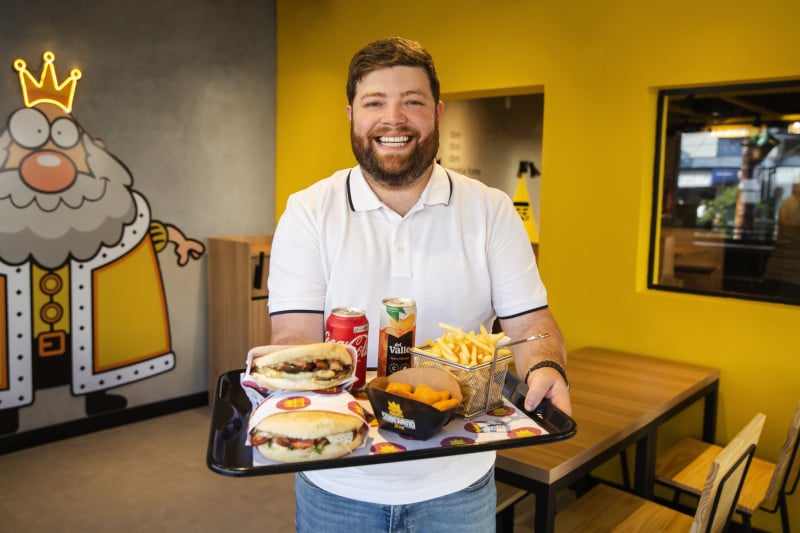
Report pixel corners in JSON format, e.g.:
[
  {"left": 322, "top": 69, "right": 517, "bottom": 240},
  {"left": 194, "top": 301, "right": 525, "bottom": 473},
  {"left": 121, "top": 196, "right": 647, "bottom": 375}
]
[{"left": 648, "top": 79, "right": 800, "bottom": 306}]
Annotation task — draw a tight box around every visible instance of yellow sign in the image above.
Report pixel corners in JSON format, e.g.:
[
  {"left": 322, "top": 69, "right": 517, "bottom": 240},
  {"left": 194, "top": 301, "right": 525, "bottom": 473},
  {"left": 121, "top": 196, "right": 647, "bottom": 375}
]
[{"left": 513, "top": 177, "right": 539, "bottom": 244}]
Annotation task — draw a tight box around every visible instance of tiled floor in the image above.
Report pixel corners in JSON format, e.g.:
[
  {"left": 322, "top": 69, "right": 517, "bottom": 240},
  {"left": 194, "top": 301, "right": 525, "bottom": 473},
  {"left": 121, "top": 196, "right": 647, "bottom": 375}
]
[
  {"left": 0, "top": 407, "right": 296, "bottom": 532},
  {"left": 0, "top": 407, "right": 542, "bottom": 532}
]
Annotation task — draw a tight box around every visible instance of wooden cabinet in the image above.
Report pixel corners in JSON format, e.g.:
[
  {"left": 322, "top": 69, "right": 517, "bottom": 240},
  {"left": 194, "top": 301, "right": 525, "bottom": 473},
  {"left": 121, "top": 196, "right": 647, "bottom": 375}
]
[{"left": 206, "top": 235, "right": 272, "bottom": 399}]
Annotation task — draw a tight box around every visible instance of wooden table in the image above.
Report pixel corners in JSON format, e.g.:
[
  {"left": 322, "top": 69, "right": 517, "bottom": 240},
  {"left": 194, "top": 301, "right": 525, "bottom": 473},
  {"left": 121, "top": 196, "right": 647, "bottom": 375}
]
[{"left": 494, "top": 346, "right": 719, "bottom": 532}]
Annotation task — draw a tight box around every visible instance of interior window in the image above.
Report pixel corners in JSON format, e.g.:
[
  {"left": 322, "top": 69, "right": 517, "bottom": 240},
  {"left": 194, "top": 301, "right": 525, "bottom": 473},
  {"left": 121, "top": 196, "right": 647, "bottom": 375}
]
[{"left": 649, "top": 80, "right": 800, "bottom": 305}]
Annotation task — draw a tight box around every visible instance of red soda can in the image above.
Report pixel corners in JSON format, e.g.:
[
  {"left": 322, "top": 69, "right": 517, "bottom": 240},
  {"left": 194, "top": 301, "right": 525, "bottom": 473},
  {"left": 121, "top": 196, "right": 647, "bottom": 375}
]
[{"left": 325, "top": 307, "right": 369, "bottom": 390}]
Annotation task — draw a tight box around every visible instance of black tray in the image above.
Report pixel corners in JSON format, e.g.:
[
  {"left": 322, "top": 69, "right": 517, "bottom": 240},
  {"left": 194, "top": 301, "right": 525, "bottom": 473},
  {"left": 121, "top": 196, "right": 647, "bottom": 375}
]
[{"left": 206, "top": 369, "right": 576, "bottom": 477}]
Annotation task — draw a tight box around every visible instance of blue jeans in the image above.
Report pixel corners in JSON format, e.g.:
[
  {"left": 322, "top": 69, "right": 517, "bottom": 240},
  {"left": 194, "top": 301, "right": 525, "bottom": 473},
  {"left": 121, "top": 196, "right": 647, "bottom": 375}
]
[{"left": 295, "top": 468, "right": 497, "bottom": 533}]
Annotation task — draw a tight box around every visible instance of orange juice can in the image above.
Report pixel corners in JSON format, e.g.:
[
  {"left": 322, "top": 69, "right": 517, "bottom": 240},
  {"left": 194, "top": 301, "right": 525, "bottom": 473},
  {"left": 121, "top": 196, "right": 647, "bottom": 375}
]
[{"left": 378, "top": 297, "right": 416, "bottom": 377}]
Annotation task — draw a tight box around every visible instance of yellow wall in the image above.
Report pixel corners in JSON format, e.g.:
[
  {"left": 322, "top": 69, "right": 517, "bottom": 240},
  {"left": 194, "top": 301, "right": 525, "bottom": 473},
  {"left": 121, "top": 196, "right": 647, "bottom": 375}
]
[{"left": 277, "top": 1, "right": 799, "bottom": 528}]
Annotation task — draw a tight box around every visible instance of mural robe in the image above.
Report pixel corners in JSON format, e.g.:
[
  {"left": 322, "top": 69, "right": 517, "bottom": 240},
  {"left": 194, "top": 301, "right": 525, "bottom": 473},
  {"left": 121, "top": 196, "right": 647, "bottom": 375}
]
[{"left": 0, "top": 192, "right": 175, "bottom": 409}]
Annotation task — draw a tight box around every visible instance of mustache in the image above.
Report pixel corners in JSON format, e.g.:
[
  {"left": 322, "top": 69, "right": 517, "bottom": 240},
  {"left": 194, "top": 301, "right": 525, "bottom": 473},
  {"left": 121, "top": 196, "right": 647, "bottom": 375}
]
[
  {"left": 0, "top": 169, "right": 108, "bottom": 212},
  {"left": 370, "top": 126, "right": 418, "bottom": 137}
]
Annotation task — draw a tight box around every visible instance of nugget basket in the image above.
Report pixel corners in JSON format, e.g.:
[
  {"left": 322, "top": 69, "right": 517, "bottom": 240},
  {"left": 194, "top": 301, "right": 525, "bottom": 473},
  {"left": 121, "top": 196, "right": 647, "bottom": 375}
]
[{"left": 410, "top": 347, "right": 513, "bottom": 418}]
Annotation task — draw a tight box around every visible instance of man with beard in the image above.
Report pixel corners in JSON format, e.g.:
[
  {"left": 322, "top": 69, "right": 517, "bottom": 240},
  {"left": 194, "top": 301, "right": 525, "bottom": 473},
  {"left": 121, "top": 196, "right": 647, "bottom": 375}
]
[
  {"left": 0, "top": 52, "right": 204, "bottom": 434},
  {"left": 268, "top": 37, "right": 571, "bottom": 532}
]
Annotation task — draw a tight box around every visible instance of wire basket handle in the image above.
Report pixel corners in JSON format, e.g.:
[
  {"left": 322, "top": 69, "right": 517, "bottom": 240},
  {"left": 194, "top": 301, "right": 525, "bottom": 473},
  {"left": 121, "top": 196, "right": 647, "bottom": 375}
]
[{"left": 486, "top": 333, "right": 551, "bottom": 413}]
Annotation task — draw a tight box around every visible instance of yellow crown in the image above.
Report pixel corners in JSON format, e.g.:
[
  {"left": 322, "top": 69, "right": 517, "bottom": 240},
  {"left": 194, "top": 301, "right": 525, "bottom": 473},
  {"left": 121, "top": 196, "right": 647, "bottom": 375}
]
[{"left": 13, "top": 51, "right": 82, "bottom": 113}]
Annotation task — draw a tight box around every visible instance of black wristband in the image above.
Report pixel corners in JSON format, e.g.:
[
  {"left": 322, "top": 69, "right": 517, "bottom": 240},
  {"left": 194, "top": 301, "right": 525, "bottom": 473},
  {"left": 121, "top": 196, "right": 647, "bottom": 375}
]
[{"left": 523, "top": 360, "right": 570, "bottom": 389}]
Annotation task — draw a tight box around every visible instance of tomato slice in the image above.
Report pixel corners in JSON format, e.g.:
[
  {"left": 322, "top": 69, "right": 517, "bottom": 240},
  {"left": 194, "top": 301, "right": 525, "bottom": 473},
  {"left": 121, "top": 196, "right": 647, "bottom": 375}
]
[
  {"left": 251, "top": 434, "right": 270, "bottom": 446},
  {"left": 290, "top": 438, "right": 315, "bottom": 449}
]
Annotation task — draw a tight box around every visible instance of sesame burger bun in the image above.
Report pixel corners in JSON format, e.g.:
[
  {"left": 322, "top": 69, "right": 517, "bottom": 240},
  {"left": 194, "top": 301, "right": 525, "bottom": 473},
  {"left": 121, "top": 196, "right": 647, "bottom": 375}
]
[
  {"left": 251, "top": 343, "right": 354, "bottom": 391},
  {"left": 253, "top": 410, "right": 366, "bottom": 463}
]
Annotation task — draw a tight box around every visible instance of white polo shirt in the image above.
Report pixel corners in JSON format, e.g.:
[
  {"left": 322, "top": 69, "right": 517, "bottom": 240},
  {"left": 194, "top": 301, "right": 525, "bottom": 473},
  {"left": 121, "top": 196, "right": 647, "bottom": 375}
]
[{"left": 268, "top": 164, "right": 549, "bottom": 504}]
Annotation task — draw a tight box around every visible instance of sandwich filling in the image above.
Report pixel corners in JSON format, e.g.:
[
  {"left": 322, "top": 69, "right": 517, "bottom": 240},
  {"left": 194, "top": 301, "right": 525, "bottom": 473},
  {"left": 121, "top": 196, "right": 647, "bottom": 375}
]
[
  {"left": 250, "top": 424, "right": 367, "bottom": 453},
  {"left": 259, "top": 357, "right": 352, "bottom": 382}
]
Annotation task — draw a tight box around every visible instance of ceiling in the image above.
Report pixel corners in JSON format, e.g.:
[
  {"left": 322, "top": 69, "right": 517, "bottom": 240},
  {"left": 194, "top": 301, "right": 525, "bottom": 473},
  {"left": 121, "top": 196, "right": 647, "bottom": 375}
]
[{"left": 665, "top": 82, "right": 800, "bottom": 130}]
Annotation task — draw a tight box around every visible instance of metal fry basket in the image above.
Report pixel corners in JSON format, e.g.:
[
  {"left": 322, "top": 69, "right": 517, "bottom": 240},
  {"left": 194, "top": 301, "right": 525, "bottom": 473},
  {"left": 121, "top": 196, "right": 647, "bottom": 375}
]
[
  {"left": 410, "top": 334, "right": 550, "bottom": 418},
  {"left": 410, "top": 347, "right": 513, "bottom": 418}
]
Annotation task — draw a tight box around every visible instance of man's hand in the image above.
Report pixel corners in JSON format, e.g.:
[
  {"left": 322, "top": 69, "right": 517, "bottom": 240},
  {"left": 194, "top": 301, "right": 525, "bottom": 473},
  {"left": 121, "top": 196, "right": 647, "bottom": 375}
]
[
  {"left": 525, "top": 366, "right": 572, "bottom": 415},
  {"left": 500, "top": 307, "right": 571, "bottom": 415}
]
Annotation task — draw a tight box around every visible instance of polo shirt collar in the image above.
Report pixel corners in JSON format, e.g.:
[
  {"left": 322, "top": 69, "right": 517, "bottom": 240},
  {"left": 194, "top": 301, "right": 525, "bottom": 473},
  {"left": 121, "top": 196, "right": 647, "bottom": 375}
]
[{"left": 347, "top": 164, "right": 453, "bottom": 212}]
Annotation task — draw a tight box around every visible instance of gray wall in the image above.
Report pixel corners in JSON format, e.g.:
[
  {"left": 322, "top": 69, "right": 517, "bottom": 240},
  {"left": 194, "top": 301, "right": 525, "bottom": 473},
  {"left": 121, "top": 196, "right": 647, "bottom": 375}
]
[{"left": 1, "top": 0, "right": 275, "bottom": 430}]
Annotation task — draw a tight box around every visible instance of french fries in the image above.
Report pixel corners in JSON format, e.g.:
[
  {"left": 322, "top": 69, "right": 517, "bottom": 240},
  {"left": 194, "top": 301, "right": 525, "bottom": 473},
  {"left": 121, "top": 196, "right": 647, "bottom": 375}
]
[{"left": 422, "top": 323, "right": 511, "bottom": 367}]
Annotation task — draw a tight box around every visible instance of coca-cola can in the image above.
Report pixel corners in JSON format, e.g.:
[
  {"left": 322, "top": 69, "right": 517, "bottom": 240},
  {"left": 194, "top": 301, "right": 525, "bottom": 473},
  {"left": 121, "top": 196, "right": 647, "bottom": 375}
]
[{"left": 325, "top": 307, "right": 369, "bottom": 390}]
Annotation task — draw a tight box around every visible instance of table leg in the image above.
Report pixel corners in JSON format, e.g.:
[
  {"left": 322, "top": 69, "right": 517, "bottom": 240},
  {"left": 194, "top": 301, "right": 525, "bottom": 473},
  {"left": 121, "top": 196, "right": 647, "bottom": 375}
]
[
  {"left": 533, "top": 486, "right": 557, "bottom": 533},
  {"left": 494, "top": 469, "right": 555, "bottom": 532},
  {"left": 631, "top": 382, "right": 719, "bottom": 497},
  {"left": 633, "top": 430, "right": 657, "bottom": 498},
  {"left": 703, "top": 382, "right": 719, "bottom": 442}
]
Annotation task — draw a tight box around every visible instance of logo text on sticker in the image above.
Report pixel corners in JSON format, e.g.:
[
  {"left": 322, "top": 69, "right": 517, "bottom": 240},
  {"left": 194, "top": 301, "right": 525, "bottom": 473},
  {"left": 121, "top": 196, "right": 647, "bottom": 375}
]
[
  {"left": 276, "top": 397, "right": 312, "bottom": 410},
  {"left": 381, "top": 411, "right": 416, "bottom": 430}
]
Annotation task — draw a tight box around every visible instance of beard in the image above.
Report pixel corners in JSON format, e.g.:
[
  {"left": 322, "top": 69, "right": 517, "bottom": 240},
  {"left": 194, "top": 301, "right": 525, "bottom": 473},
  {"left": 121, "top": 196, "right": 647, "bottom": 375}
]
[
  {"left": 0, "top": 133, "right": 137, "bottom": 269},
  {"left": 351, "top": 121, "right": 439, "bottom": 188}
]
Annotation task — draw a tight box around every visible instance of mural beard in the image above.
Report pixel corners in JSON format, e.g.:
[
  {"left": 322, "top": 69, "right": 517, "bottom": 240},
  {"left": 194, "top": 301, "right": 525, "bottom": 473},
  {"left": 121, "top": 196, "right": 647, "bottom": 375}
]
[
  {"left": 350, "top": 121, "right": 440, "bottom": 188},
  {"left": 0, "top": 131, "right": 137, "bottom": 269}
]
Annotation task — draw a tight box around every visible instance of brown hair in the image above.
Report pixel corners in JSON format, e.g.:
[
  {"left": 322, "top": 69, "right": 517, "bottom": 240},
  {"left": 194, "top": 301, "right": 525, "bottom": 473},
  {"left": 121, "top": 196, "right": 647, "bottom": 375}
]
[{"left": 346, "top": 37, "right": 440, "bottom": 104}]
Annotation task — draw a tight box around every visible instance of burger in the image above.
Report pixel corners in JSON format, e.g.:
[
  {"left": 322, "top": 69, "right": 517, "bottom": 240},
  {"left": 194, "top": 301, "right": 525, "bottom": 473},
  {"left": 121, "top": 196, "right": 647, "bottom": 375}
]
[
  {"left": 250, "top": 410, "right": 368, "bottom": 462},
  {"left": 250, "top": 343, "right": 354, "bottom": 390}
]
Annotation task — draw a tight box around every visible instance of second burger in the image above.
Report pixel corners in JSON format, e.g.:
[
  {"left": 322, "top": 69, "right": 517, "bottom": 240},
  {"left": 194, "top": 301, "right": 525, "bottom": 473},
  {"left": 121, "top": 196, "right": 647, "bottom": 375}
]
[{"left": 248, "top": 389, "right": 369, "bottom": 463}]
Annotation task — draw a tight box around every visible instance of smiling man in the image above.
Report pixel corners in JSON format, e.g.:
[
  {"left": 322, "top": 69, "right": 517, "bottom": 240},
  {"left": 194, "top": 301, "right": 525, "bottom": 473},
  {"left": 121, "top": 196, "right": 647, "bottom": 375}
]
[
  {"left": 348, "top": 63, "right": 442, "bottom": 215},
  {"left": 268, "top": 37, "right": 571, "bottom": 532}
]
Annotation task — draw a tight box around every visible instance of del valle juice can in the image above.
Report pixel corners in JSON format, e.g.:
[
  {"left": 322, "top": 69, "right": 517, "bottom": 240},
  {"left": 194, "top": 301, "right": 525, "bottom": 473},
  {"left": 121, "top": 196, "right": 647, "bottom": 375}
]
[
  {"left": 378, "top": 297, "right": 416, "bottom": 377},
  {"left": 325, "top": 307, "right": 369, "bottom": 390}
]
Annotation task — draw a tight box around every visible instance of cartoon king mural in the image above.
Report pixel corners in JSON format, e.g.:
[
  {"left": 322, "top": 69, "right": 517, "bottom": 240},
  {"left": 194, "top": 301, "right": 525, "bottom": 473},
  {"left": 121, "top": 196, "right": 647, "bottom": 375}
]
[{"left": 0, "top": 51, "right": 205, "bottom": 434}]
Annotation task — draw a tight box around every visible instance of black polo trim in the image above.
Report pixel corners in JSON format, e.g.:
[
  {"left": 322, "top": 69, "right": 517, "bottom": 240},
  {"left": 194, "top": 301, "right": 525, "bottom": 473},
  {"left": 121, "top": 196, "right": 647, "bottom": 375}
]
[
  {"left": 346, "top": 170, "right": 355, "bottom": 211},
  {"left": 269, "top": 309, "right": 325, "bottom": 317},
  {"left": 444, "top": 170, "right": 454, "bottom": 205},
  {"left": 496, "top": 305, "right": 549, "bottom": 321},
  {"left": 347, "top": 168, "right": 452, "bottom": 210}
]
